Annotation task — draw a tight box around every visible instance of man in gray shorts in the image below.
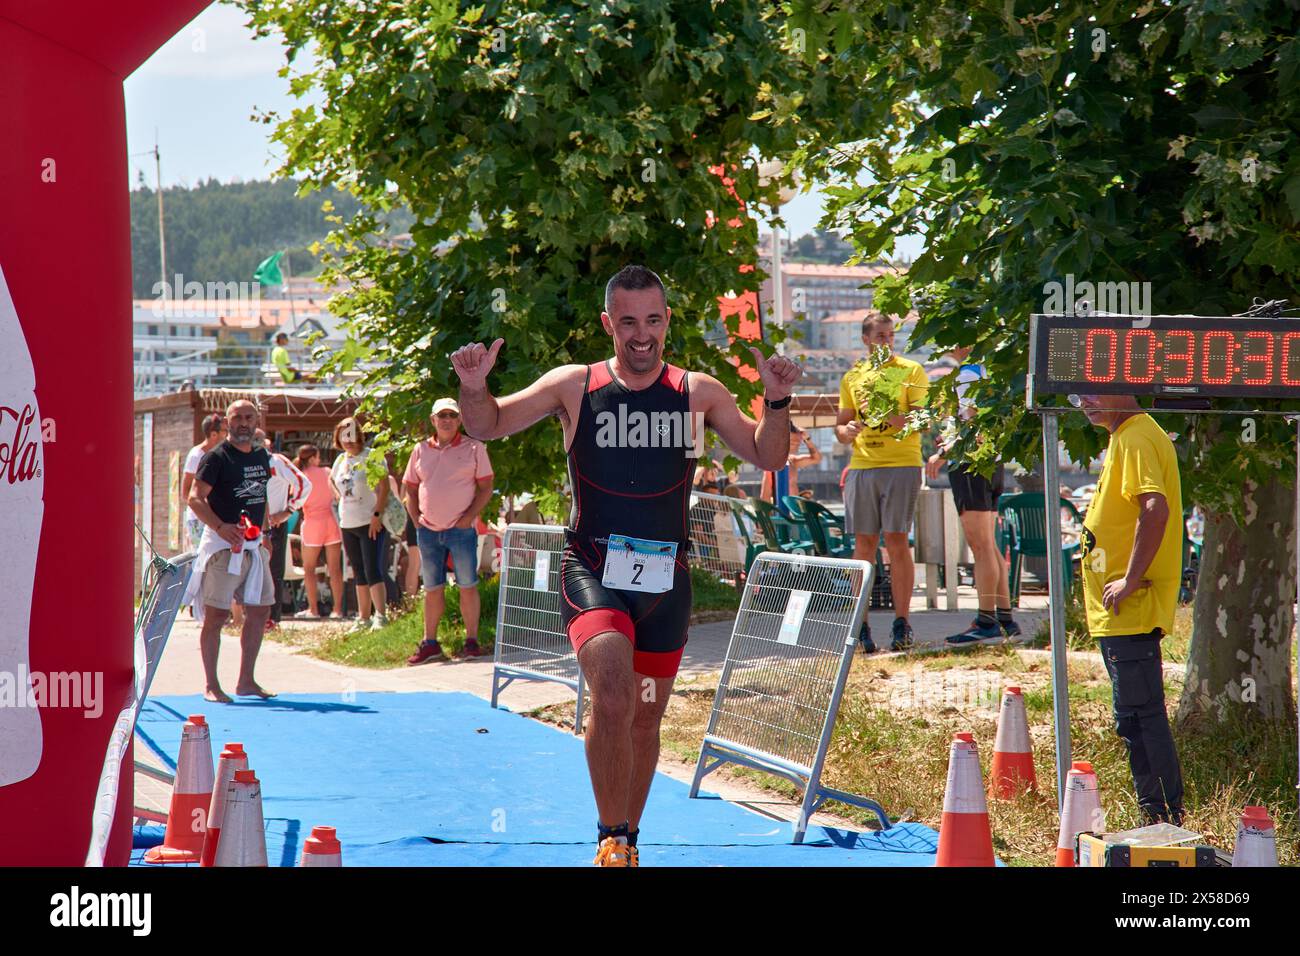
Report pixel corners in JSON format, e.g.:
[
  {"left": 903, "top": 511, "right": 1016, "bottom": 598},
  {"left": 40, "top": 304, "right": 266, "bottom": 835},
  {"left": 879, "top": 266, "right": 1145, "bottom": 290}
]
[{"left": 835, "top": 313, "right": 930, "bottom": 652}]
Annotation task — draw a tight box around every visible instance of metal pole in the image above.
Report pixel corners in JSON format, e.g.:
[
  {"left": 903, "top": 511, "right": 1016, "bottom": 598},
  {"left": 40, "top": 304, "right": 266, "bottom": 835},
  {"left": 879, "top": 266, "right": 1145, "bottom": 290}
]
[
  {"left": 1042, "top": 411, "right": 1071, "bottom": 811},
  {"left": 771, "top": 223, "right": 783, "bottom": 355},
  {"left": 155, "top": 139, "right": 169, "bottom": 386},
  {"left": 1294, "top": 416, "right": 1299, "bottom": 815}
]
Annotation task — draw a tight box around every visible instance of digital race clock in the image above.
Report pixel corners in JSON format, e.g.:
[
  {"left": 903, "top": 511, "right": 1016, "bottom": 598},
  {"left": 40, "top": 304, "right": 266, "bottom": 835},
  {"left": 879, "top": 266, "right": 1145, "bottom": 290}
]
[{"left": 1029, "top": 314, "right": 1300, "bottom": 401}]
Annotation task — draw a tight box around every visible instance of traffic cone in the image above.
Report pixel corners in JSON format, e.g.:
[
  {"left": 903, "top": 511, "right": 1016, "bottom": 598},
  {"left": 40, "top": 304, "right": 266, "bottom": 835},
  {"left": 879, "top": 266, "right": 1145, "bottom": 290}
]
[
  {"left": 299, "top": 826, "right": 343, "bottom": 867},
  {"left": 143, "top": 714, "right": 214, "bottom": 864},
  {"left": 200, "top": 742, "right": 247, "bottom": 867},
  {"left": 989, "top": 686, "right": 1037, "bottom": 799},
  {"left": 1055, "top": 760, "right": 1103, "bottom": 867},
  {"left": 1231, "top": 806, "right": 1278, "bottom": 867},
  {"left": 213, "top": 769, "right": 268, "bottom": 867},
  {"left": 936, "top": 732, "right": 995, "bottom": 866}
]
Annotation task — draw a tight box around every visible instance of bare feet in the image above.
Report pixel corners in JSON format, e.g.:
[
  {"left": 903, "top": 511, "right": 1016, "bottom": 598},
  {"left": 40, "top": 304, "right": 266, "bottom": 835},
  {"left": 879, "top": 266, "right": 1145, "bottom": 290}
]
[
  {"left": 235, "top": 683, "right": 277, "bottom": 699},
  {"left": 205, "top": 687, "right": 233, "bottom": 703}
]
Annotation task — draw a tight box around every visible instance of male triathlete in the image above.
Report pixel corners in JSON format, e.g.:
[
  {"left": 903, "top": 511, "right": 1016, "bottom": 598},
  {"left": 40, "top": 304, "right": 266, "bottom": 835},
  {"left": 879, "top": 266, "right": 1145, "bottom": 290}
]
[{"left": 452, "top": 265, "right": 800, "bottom": 866}]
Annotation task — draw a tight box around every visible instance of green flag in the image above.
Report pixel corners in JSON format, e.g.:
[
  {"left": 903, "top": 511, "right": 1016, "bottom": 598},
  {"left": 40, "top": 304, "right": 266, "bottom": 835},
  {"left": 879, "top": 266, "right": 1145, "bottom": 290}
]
[{"left": 253, "top": 251, "right": 284, "bottom": 288}]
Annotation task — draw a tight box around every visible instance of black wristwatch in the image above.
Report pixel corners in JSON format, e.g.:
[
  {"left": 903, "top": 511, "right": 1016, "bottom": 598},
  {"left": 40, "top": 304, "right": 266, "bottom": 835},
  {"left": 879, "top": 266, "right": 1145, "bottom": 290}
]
[
  {"left": 372, "top": 511, "right": 381, "bottom": 517},
  {"left": 763, "top": 394, "right": 792, "bottom": 410}
]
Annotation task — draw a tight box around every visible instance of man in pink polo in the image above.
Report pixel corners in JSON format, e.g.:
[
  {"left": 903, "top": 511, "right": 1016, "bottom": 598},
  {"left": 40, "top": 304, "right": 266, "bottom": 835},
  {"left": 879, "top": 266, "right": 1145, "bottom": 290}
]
[{"left": 403, "top": 397, "right": 495, "bottom": 664}]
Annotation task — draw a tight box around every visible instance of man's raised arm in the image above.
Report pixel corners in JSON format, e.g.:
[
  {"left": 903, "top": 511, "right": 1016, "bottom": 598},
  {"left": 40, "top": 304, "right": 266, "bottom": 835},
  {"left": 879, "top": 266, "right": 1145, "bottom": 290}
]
[{"left": 451, "top": 337, "right": 580, "bottom": 441}]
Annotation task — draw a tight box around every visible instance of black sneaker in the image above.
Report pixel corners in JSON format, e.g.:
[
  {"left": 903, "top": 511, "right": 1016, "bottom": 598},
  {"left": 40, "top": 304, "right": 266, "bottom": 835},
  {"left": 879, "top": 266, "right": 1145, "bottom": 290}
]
[
  {"left": 1000, "top": 618, "right": 1022, "bottom": 638},
  {"left": 858, "top": 621, "right": 876, "bottom": 654},
  {"left": 946, "top": 620, "right": 1004, "bottom": 647},
  {"left": 890, "top": 617, "right": 914, "bottom": 652}
]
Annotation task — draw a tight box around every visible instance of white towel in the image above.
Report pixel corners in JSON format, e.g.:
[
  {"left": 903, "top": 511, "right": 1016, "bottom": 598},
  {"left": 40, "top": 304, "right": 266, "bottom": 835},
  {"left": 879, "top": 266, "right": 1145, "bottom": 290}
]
[{"left": 183, "top": 524, "right": 266, "bottom": 623}]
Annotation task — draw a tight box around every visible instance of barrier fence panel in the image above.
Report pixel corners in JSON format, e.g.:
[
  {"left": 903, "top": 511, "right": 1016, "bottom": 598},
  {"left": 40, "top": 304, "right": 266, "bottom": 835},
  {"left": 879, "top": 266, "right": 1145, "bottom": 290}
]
[
  {"left": 87, "top": 552, "right": 195, "bottom": 866},
  {"left": 491, "top": 524, "right": 586, "bottom": 734},
  {"left": 688, "top": 551, "right": 890, "bottom": 843},
  {"left": 687, "top": 491, "right": 761, "bottom": 582}
]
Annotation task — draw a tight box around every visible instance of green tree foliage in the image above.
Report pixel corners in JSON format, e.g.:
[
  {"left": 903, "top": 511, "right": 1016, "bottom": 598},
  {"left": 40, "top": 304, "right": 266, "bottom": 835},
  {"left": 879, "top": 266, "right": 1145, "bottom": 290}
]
[
  {"left": 129, "top": 177, "right": 410, "bottom": 297},
  {"left": 802, "top": 0, "right": 1299, "bottom": 724},
  {"left": 239, "top": 0, "right": 861, "bottom": 498}
]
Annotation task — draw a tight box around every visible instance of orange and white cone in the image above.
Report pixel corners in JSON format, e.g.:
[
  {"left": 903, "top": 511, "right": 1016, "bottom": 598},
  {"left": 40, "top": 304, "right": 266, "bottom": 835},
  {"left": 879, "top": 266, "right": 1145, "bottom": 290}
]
[
  {"left": 936, "top": 732, "right": 995, "bottom": 866},
  {"left": 299, "top": 826, "right": 342, "bottom": 867},
  {"left": 1055, "top": 760, "right": 1103, "bottom": 867},
  {"left": 989, "top": 686, "right": 1037, "bottom": 799},
  {"left": 1231, "top": 806, "right": 1277, "bottom": 867},
  {"left": 143, "top": 714, "right": 214, "bottom": 864},
  {"left": 213, "top": 769, "right": 268, "bottom": 867},
  {"left": 200, "top": 742, "right": 247, "bottom": 867}
]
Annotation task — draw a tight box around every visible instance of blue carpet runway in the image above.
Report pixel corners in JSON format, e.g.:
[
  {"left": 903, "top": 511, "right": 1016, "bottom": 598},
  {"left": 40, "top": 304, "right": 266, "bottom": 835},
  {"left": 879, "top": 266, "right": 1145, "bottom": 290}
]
[{"left": 131, "top": 692, "right": 942, "bottom": 866}]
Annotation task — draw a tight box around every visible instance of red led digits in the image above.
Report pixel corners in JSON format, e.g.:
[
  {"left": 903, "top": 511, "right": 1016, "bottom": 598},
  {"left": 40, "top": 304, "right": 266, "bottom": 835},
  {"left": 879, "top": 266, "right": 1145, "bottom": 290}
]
[
  {"left": 1200, "top": 331, "right": 1238, "bottom": 385},
  {"left": 1084, "top": 328, "right": 1119, "bottom": 382},
  {"left": 1283, "top": 332, "right": 1300, "bottom": 387},
  {"left": 1123, "top": 329, "right": 1157, "bottom": 383},
  {"left": 1242, "top": 331, "right": 1274, "bottom": 386},
  {"left": 1162, "top": 330, "right": 1195, "bottom": 384}
]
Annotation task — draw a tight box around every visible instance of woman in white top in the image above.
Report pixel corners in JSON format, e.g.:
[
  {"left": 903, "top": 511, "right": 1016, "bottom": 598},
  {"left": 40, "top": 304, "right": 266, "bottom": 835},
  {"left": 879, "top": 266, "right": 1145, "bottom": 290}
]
[{"left": 329, "top": 417, "right": 392, "bottom": 631}]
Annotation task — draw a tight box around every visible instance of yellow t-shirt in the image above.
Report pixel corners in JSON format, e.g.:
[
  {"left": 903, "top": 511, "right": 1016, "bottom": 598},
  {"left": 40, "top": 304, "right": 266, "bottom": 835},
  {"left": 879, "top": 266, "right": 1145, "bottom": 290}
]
[
  {"left": 839, "top": 355, "right": 930, "bottom": 469},
  {"left": 1080, "top": 413, "right": 1183, "bottom": 638}
]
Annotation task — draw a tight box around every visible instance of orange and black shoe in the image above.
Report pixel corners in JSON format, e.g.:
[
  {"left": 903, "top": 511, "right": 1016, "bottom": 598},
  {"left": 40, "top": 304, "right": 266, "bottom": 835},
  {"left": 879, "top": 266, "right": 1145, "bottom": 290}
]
[{"left": 593, "top": 837, "right": 635, "bottom": 867}]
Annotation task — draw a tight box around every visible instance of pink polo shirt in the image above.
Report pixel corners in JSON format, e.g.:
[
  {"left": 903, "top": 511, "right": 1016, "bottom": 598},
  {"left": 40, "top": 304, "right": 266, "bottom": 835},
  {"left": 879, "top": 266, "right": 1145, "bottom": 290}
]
[{"left": 403, "top": 433, "right": 494, "bottom": 531}]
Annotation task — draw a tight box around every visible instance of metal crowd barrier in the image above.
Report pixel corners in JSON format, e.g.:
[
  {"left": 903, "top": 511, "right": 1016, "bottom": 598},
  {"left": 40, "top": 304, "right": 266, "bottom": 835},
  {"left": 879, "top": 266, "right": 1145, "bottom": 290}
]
[
  {"left": 689, "top": 551, "right": 891, "bottom": 843},
  {"left": 687, "top": 491, "right": 759, "bottom": 582},
  {"left": 490, "top": 524, "right": 587, "bottom": 734},
  {"left": 87, "top": 552, "right": 195, "bottom": 866}
]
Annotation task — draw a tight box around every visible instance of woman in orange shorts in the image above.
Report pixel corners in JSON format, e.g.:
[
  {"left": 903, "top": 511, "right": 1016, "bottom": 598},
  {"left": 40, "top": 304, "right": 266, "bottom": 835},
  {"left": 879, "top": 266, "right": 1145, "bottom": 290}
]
[{"left": 294, "top": 444, "right": 345, "bottom": 619}]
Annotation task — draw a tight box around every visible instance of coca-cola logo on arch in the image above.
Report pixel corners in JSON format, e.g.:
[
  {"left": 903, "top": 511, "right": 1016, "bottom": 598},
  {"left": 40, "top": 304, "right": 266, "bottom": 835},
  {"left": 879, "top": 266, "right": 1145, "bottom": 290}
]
[{"left": 0, "top": 403, "right": 42, "bottom": 484}]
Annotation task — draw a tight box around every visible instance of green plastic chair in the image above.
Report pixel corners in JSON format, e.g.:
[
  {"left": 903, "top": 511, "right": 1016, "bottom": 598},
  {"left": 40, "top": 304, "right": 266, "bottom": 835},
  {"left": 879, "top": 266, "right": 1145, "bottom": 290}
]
[
  {"left": 997, "top": 492, "right": 1082, "bottom": 606},
  {"left": 782, "top": 496, "right": 854, "bottom": 558},
  {"left": 749, "top": 499, "right": 815, "bottom": 556}
]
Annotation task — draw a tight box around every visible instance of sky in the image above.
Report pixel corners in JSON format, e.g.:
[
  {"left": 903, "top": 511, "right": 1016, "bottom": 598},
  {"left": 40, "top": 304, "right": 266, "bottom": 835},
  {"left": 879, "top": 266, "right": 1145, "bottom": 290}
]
[{"left": 124, "top": 3, "right": 922, "bottom": 257}]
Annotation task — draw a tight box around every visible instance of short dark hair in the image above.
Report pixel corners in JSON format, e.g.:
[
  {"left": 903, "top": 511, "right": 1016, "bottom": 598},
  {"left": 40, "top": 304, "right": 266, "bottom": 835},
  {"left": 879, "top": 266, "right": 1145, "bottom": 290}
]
[
  {"left": 275, "top": 332, "right": 289, "bottom": 343},
  {"left": 201, "top": 414, "right": 224, "bottom": 437},
  {"left": 861, "top": 311, "right": 894, "bottom": 336},
  {"left": 605, "top": 265, "right": 666, "bottom": 315}
]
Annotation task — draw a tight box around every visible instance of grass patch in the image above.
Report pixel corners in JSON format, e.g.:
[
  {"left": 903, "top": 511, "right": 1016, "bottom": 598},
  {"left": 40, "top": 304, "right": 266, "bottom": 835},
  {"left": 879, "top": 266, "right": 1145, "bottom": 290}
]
[
  {"left": 533, "top": 643, "right": 1296, "bottom": 866},
  {"left": 690, "top": 566, "right": 743, "bottom": 613},
  {"left": 268, "top": 576, "right": 500, "bottom": 668},
  {"left": 1033, "top": 582, "right": 1193, "bottom": 665}
]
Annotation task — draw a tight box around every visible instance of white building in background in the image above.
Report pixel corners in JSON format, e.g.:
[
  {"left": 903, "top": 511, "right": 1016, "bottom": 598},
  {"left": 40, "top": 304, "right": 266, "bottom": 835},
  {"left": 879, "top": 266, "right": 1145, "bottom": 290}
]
[{"left": 132, "top": 297, "right": 340, "bottom": 397}]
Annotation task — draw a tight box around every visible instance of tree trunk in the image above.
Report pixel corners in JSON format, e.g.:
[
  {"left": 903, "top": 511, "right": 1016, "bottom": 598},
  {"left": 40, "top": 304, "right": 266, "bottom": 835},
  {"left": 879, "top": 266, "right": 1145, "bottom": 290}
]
[{"left": 1177, "top": 476, "right": 1297, "bottom": 727}]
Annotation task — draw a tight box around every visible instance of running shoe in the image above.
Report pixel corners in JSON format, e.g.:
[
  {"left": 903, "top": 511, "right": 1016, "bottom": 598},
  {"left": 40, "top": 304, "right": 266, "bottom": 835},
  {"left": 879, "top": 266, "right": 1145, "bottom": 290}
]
[
  {"left": 457, "top": 639, "right": 486, "bottom": 659},
  {"left": 1000, "top": 618, "right": 1023, "bottom": 638},
  {"left": 889, "top": 617, "right": 914, "bottom": 652},
  {"left": 945, "top": 620, "right": 1004, "bottom": 647},
  {"left": 369, "top": 613, "right": 388, "bottom": 631},
  {"left": 406, "top": 641, "right": 446, "bottom": 666},
  {"left": 348, "top": 617, "right": 369, "bottom": 634},
  {"left": 593, "top": 837, "right": 634, "bottom": 867},
  {"left": 857, "top": 621, "right": 876, "bottom": 655}
]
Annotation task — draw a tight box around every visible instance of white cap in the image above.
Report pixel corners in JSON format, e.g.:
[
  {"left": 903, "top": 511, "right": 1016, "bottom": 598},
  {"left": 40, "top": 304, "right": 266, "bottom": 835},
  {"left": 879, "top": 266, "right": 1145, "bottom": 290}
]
[{"left": 432, "top": 398, "right": 460, "bottom": 416}]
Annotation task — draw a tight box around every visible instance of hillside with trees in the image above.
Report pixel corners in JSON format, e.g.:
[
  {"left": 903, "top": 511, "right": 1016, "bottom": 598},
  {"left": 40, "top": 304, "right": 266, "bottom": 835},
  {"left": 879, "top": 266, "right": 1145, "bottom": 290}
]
[{"left": 128, "top": 177, "right": 411, "bottom": 297}]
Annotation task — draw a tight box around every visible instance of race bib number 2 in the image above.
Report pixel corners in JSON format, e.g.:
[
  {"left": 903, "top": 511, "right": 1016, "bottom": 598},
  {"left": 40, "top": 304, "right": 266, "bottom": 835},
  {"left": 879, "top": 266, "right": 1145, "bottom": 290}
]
[{"left": 601, "top": 535, "right": 678, "bottom": 594}]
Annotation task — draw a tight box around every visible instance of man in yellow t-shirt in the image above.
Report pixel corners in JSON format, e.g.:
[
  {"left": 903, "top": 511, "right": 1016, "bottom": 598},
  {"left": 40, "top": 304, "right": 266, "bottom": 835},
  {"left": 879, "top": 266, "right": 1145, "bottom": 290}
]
[
  {"left": 1076, "top": 392, "right": 1184, "bottom": 825},
  {"left": 835, "top": 312, "right": 930, "bottom": 653}
]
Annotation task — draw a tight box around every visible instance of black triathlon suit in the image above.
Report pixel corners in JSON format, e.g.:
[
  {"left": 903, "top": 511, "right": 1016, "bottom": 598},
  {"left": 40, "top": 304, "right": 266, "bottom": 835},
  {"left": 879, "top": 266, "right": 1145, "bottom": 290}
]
[{"left": 560, "top": 360, "right": 696, "bottom": 677}]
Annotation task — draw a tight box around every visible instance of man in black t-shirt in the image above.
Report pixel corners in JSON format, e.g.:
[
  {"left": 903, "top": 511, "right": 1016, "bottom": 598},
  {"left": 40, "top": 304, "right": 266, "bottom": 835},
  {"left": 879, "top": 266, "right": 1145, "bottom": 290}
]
[{"left": 188, "top": 400, "right": 278, "bottom": 702}]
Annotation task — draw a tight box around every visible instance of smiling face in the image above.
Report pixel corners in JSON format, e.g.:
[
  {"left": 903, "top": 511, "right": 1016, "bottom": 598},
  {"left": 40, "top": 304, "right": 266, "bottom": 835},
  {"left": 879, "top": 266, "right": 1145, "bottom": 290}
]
[{"left": 602, "top": 285, "right": 670, "bottom": 377}]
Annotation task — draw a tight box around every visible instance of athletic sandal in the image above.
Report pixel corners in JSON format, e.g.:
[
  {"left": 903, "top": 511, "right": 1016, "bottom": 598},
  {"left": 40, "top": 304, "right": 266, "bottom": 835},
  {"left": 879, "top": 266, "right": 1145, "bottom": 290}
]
[
  {"left": 946, "top": 620, "right": 1004, "bottom": 647},
  {"left": 407, "top": 641, "right": 446, "bottom": 666},
  {"left": 593, "top": 838, "right": 634, "bottom": 867},
  {"left": 889, "top": 617, "right": 914, "bottom": 652}
]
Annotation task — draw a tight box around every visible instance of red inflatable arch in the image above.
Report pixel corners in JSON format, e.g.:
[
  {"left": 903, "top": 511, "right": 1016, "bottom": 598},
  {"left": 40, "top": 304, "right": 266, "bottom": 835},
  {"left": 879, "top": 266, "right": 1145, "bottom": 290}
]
[{"left": 0, "top": 0, "right": 212, "bottom": 865}]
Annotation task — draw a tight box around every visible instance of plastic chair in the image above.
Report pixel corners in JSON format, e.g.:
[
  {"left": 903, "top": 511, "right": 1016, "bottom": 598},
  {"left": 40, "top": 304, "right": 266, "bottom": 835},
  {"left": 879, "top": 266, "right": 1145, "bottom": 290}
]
[
  {"left": 782, "top": 496, "right": 853, "bottom": 558},
  {"left": 997, "top": 492, "right": 1082, "bottom": 606},
  {"left": 749, "top": 499, "right": 814, "bottom": 555}
]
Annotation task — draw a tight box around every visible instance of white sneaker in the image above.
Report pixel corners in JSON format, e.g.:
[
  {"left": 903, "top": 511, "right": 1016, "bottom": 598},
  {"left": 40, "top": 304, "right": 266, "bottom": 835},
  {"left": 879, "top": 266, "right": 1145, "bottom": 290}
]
[
  {"left": 348, "top": 617, "right": 369, "bottom": 634},
  {"left": 370, "top": 614, "right": 387, "bottom": 631}
]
